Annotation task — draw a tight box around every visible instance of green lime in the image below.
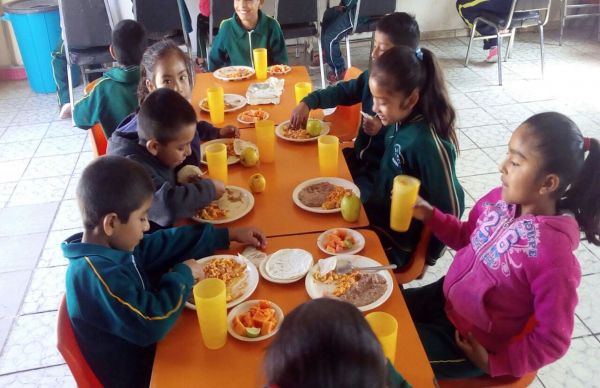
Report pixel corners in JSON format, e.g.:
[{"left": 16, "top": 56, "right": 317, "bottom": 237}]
[{"left": 245, "top": 327, "right": 261, "bottom": 338}]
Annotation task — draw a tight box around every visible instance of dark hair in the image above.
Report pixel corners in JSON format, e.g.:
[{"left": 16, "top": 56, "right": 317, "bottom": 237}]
[
  {"left": 523, "top": 112, "right": 600, "bottom": 245},
  {"left": 264, "top": 299, "right": 387, "bottom": 388},
  {"left": 111, "top": 19, "right": 148, "bottom": 67},
  {"left": 370, "top": 46, "right": 458, "bottom": 151},
  {"left": 137, "top": 39, "right": 192, "bottom": 105},
  {"left": 137, "top": 88, "right": 197, "bottom": 144},
  {"left": 76, "top": 155, "right": 154, "bottom": 230},
  {"left": 376, "top": 12, "right": 420, "bottom": 50}
]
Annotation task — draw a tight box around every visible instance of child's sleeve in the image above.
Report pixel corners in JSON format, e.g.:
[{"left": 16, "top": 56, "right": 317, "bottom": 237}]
[
  {"left": 488, "top": 247, "right": 580, "bottom": 377},
  {"left": 268, "top": 20, "right": 289, "bottom": 65},
  {"left": 72, "top": 84, "right": 103, "bottom": 129},
  {"left": 302, "top": 71, "right": 366, "bottom": 109},
  {"left": 208, "top": 25, "right": 229, "bottom": 71},
  {"left": 197, "top": 121, "right": 220, "bottom": 141}
]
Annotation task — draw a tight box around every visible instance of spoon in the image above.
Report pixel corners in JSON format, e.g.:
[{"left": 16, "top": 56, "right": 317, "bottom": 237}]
[{"left": 335, "top": 259, "right": 397, "bottom": 275}]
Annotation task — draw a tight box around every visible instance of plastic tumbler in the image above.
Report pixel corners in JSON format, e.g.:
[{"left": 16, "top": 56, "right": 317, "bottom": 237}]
[
  {"left": 205, "top": 143, "right": 228, "bottom": 183},
  {"left": 390, "top": 175, "right": 421, "bottom": 232},
  {"left": 255, "top": 120, "right": 275, "bottom": 163},
  {"left": 193, "top": 278, "right": 227, "bottom": 349},
  {"left": 294, "top": 82, "right": 312, "bottom": 105},
  {"left": 365, "top": 311, "right": 398, "bottom": 363},
  {"left": 253, "top": 48, "right": 268, "bottom": 80},
  {"left": 207, "top": 86, "right": 225, "bottom": 124},
  {"left": 318, "top": 135, "right": 339, "bottom": 177}
]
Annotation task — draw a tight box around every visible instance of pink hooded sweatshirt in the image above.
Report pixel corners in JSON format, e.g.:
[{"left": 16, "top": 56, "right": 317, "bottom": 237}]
[{"left": 427, "top": 187, "right": 581, "bottom": 377}]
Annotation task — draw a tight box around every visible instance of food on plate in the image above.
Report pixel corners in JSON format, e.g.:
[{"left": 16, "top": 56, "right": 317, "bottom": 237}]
[
  {"left": 268, "top": 64, "right": 291, "bottom": 75},
  {"left": 176, "top": 164, "right": 203, "bottom": 184},
  {"left": 238, "top": 109, "right": 268, "bottom": 123},
  {"left": 188, "top": 257, "right": 249, "bottom": 304},
  {"left": 201, "top": 141, "right": 236, "bottom": 162},
  {"left": 322, "top": 186, "right": 353, "bottom": 210},
  {"left": 232, "top": 300, "right": 279, "bottom": 337},
  {"left": 225, "top": 187, "right": 243, "bottom": 202},
  {"left": 200, "top": 98, "right": 239, "bottom": 111},
  {"left": 198, "top": 202, "right": 228, "bottom": 220},
  {"left": 340, "top": 193, "right": 361, "bottom": 222},
  {"left": 265, "top": 249, "right": 313, "bottom": 280},
  {"left": 306, "top": 119, "right": 322, "bottom": 137},
  {"left": 219, "top": 67, "right": 254, "bottom": 79},
  {"left": 313, "top": 267, "right": 387, "bottom": 307},
  {"left": 298, "top": 182, "right": 335, "bottom": 207},
  {"left": 240, "top": 147, "right": 259, "bottom": 167},
  {"left": 249, "top": 173, "right": 266, "bottom": 193},
  {"left": 281, "top": 121, "right": 322, "bottom": 140},
  {"left": 323, "top": 229, "right": 356, "bottom": 254}
]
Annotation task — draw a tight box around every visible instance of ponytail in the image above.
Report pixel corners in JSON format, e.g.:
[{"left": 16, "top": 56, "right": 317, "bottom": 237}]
[
  {"left": 523, "top": 112, "right": 599, "bottom": 245},
  {"left": 370, "top": 46, "right": 458, "bottom": 151}
]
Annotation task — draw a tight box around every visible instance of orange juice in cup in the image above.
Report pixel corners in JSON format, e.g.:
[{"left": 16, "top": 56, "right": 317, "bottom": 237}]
[
  {"left": 205, "top": 143, "right": 228, "bottom": 183},
  {"left": 294, "top": 82, "right": 312, "bottom": 105},
  {"left": 253, "top": 48, "right": 267, "bottom": 80},
  {"left": 193, "top": 278, "right": 227, "bottom": 349},
  {"left": 318, "top": 135, "right": 339, "bottom": 176},
  {"left": 365, "top": 311, "right": 398, "bottom": 363},
  {"left": 255, "top": 120, "right": 275, "bottom": 163},
  {"left": 207, "top": 87, "right": 225, "bottom": 124},
  {"left": 390, "top": 175, "right": 420, "bottom": 232}
]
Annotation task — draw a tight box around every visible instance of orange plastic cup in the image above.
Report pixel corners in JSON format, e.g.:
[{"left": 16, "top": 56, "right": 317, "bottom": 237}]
[
  {"left": 255, "top": 120, "right": 275, "bottom": 163},
  {"left": 253, "top": 48, "right": 268, "bottom": 80},
  {"left": 294, "top": 82, "right": 312, "bottom": 105},
  {"left": 207, "top": 87, "right": 225, "bottom": 124},
  {"left": 366, "top": 311, "right": 398, "bottom": 363},
  {"left": 205, "top": 143, "right": 228, "bottom": 183},
  {"left": 390, "top": 175, "right": 420, "bottom": 232},
  {"left": 193, "top": 278, "right": 227, "bottom": 349},
  {"left": 318, "top": 135, "right": 339, "bottom": 177}
]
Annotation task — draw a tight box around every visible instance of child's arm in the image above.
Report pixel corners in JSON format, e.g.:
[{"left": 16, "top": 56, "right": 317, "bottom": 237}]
[
  {"left": 72, "top": 82, "right": 104, "bottom": 129},
  {"left": 196, "top": 121, "right": 221, "bottom": 141},
  {"left": 268, "top": 20, "right": 289, "bottom": 65},
  {"left": 487, "top": 253, "right": 580, "bottom": 377},
  {"left": 208, "top": 28, "right": 229, "bottom": 71}
]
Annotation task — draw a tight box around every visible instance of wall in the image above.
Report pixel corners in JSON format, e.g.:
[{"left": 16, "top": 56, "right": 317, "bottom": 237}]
[{"left": 0, "top": 0, "right": 23, "bottom": 67}]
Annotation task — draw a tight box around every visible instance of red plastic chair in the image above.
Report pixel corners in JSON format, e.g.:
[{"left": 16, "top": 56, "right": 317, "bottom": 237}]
[
  {"left": 57, "top": 295, "right": 103, "bottom": 388},
  {"left": 90, "top": 123, "right": 107, "bottom": 157},
  {"left": 395, "top": 227, "right": 432, "bottom": 284},
  {"left": 325, "top": 66, "right": 363, "bottom": 143}
]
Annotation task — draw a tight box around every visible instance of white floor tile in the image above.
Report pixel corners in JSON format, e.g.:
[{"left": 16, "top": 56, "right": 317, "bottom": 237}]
[
  {"left": 22, "top": 154, "right": 78, "bottom": 179},
  {"left": 0, "top": 124, "right": 49, "bottom": 143},
  {"left": 537, "top": 336, "right": 600, "bottom": 388},
  {"left": 21, "top": 266, "right": 67, "bottom": 315},
  {"left": 0, "top": 140, "right": 40, "bottom": 162},
  {"left": 459, "top": 173, "right": 501, "bottom": 201},
  {"left": 34, "top": 135, "right": 86, "bottom": 158},
  {"left": 465, "top": 89, "right": 517, "bottom": 107},
  {"left": 456, "top": 149, "right": 498, "bottom": 177},
  {"left": 575, "top": 274, "right": 600, "bottom": 334},
  {"left": 456, "top": 107, "right": 499, "bottom": 128},
  {"left": 461, "top": 124, "right": 513, "bottom": 148},
  {"left": 8, "top": 176, "right": 70, "bottom": 207},
  {"left": 51, "top": 200, "right": 82, "bottom": 231},
  {"left": 0, "top": 364, "right": 75, "bottom": 387}
]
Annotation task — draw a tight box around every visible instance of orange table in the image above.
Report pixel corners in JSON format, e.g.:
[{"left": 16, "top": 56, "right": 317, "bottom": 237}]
[
  {"left": 151, "top": 230, "right": 435, "bottom": 388},
  {"left": 202, "top": 128, "right": 369, "bottom": 237},
  {"left": 192, "top": 66, "right": 325, "bottom": 128}
]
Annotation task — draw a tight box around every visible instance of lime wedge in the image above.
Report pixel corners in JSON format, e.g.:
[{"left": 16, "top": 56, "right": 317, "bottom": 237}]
[{"left": 245, "top": 327, "right": 261, "bottom": 338}]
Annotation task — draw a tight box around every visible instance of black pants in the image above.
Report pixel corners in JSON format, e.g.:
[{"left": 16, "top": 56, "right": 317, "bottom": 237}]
[
  {"left": 403, "top": 278, "right": 485, "bottom": 379},
  {"left": 456, "top": 0, "right": 513, "bottom": 49},
  {"left": 196, "top": 14, "right": 209, "bottom": 59}
]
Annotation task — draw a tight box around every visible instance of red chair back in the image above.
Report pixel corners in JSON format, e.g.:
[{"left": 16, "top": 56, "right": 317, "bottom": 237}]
[
  {"left": 57, "top": 295, "right": 103, "bottom": 388},
  {"left": 325, "top": 66, "right": 363, "bottom": 142},
  {"left": 395, "top": 227, "right": 432, "bottom": 284},
  {"left": 90, "top": 123, "right": 107, "bottom": 157}
]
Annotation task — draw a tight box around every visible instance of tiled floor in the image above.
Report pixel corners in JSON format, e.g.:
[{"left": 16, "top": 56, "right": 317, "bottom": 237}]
[{"left": 0, "top": 29, "right": 599, "bottom": 387}]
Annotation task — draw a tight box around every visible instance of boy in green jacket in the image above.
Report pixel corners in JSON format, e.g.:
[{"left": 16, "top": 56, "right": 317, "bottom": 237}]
[
  {"left": 72, "top": 20, "right": 147, "bottom": 138},
  {"left": 290, "top": 13, "right": 420, "bottom": 202},
  {"left": 208, "top": 0, "right": 288, "bottom": 71},
  {"left": 63, "top": 155, "right": 266, "bottom": 387}
]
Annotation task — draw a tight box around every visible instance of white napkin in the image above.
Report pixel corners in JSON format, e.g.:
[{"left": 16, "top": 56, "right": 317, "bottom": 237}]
[{"left": 246, "top": 77, "right": 285, "bottom": 105}]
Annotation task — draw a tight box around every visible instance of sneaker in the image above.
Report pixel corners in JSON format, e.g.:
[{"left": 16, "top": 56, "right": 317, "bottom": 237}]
[
  {"left": 59, "top": 103, "right": 72, "bottom": 119},
  {"left": 485, "top": 46, "right": 498, "bottom": 63}
]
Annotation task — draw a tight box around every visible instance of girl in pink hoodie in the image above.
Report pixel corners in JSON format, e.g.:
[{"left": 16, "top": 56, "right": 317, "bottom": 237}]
[{"left": 406, "top": 112, "right": 599, "bottom": 379}]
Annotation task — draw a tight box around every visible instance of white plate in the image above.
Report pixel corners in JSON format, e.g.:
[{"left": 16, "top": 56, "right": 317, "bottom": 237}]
[
  {"left": 192, "top": 186, "right": 255, "bottom": 224},
  {"left": 317, "top": 228, "right": 365, "bottom": 255},
  {"left": 237, "top": 109, "right": 270, "bottom": 125},
  {"left": 199, "top": 94, "right": 247, "bottom": 113},
  {"left": 275, "top": 120, "right": 330, "bottom": 143},
  {"left": 185, "top": 254, "right": 259, "bottom": 310},
  {"left": 267, "top": 64, "right": 292, "bottom": 76},
  {"left": 200, "top": 138, "right": 239, "bottom": 165},
  {"left": 258, "top": 249, "right": 313, "bottom": 284},
  {"left": 305, "top": 255, "right": 394, "bottom": 312},
  {"left": 213, "top": 66, "right": 255, "bottom": 81},
  {"left": 227, "top": 300, "right": 284, "bottom": 342},
  {"left": 292, "top": 177, "right": 360, "bottom": 214}
]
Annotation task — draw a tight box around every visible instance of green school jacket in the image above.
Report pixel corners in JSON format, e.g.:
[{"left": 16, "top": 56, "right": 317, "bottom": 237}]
[
  {"left": 72, "top": 66, "right": 140, "bottom": 138},
  {"left": 365, "top": 114, "right": 464, "bottom": 266},
  {"left": 208, "top": 10, "right": 288, "bottom": 71}
]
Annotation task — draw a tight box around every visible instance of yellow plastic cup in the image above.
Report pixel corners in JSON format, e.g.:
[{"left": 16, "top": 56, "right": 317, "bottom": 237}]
[
  {"left": 207, "top": 86, "right": 225, "bottom": 124},
  {"left": 365, "top": 311, "right": 398, "bottom": 363},
  {"left": 318, "top": 135, "right": 339, "bottom": 177},
  {"left": 294, "top": 82, "right": 312, "bottom": 105},
  {"left": 205, "top": 143, "right": 228, "bottom": 183},
  {"left": 390, "top": 175, "right": 421, "bottom": 232},
  {"left": 253, "top": 48, "right": 268, "bottom": 80},
  {"left": 255, "top": 120, "right": 275, "bottom": 163},
  {"left": 193, "top": 278, "right": 227, "bottom": 350}
]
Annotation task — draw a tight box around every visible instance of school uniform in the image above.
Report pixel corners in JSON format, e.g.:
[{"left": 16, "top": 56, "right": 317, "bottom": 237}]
[
  {"left": 208, "top": 10, "right": 288, "bottom": 71},
  {"left": 62, "top": 224, "right": 229, "bottom": 387},
  {"left": 73, "top": 66, "right": 140, "bottom": 138},
  {"left": 301, "top": 69, "right": 390, "bottom": 201},
  {"left": 365, "top": 113, "right": 464, "bottom": 267},
  {"left": 456, "top": 0, "right": 513, "bottom": 49},
  {"left": 107, "top": 130, "right": 217, "bottom": 228}
]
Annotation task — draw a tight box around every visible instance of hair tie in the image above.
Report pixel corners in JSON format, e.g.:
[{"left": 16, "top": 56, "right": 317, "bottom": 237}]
[
  {"left": 583, "top": 137, "right": 591, "bottom": 152},
  {"left": 415, "top": 47, "right": 423, "bottom": 61}
]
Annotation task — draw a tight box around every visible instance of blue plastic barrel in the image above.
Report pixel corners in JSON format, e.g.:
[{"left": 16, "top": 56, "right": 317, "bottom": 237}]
[{"left": 1, "top": 0, "right": 77, "bottom": 93}]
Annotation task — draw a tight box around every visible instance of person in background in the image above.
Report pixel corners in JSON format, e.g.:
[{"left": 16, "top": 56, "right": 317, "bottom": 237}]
[
  {"left": 196, "top": 0, "right": 210, "bottom": 72},
  {"left": 72, "top": 20, "right": 147, "bottom": 138},
  {"left": 208, "top": 0, "right": 288, "bottom": 71},
  {"left": 264, "top": 298, "right": 411, "bottom": 388},
  {"left": 407, "top": 112, "right": 599, "bottom": 378},
  {"left": 108, "top": 89, "right": 224, "bottom": 229},
  {"left": 456, "top": 0, "right": 513, "bottom": 62},
  {"left": 290, "top": 12, "right": 420, "bottom": 202},
  {"left": 63, "top": 155, "right": 265, "bottom": 387},
  {"left": 365, "top": 46, "right": 464, "bottom": 269}
]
